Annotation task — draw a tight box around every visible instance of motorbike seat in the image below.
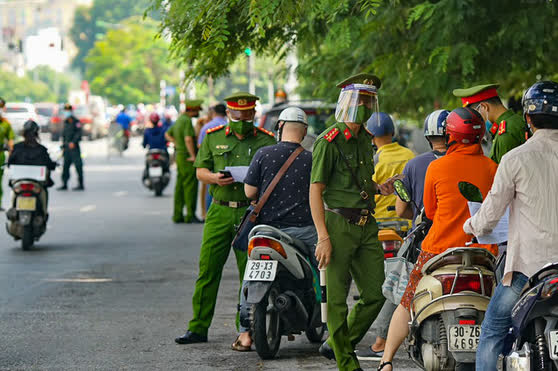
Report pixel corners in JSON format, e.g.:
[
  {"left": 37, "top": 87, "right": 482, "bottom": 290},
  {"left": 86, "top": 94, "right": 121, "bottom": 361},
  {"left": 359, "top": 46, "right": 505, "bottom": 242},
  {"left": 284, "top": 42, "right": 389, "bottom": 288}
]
[
  {"left": 423, "top": 248, "right": 495, "bottom": 274},
  {"left": 251, "top": 225, "right": 312, "bottom": 257}
]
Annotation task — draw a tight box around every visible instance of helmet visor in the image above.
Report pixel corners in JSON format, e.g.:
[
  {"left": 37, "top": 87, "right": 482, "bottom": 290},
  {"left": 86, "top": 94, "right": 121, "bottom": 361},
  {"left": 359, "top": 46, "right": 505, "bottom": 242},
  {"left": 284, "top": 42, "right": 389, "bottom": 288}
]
[{"left": 335, "top": 84, "right": 379, "bottom": 124}]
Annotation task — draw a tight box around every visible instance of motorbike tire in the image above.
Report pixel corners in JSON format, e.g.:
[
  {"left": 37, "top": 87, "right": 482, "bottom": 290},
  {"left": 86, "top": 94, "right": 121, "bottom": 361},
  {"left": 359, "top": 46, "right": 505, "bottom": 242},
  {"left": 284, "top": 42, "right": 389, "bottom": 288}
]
[
  {"left": 22, "top": 225, "right": 34, "bottom": 250},
  {"left": 154, "top": 185, "right": 163, "bottom": 197},
  {"left": 455, "top": 363, "right": 475, "bottom": 371},
  {"left": 253, "top": 284, "right": 282, "bottom": 359},
  {"left": 305, "top": 323, "right": 326, "bottom": 343}
]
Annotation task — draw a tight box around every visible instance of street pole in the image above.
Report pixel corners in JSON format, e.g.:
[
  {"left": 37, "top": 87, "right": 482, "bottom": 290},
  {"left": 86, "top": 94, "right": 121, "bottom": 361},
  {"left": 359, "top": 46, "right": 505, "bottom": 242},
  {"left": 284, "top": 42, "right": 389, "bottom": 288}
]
[
  {"left": 248, "top": 52, "right": 255, "bottom": 95},
  {"left": 179, "top": 71, "right": 186, "bottom": 113},
  {"left": 160, "top": 79, "right": 166, "bottom": 108}
]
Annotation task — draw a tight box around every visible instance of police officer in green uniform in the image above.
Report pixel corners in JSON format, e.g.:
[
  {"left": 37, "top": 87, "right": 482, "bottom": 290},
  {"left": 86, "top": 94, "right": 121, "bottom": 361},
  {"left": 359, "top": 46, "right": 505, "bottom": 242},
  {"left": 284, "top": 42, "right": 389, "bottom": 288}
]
[
  {"left": 166, "top": 100, "right": 203, "bottom": 223},
  {"left": 175, "top": 92, "right": 276, "bottom": 344},
  {"left": 0, "top": 97, "right": 15, "bottom": 210},
  {"left": 310, "top": 74, "right": 398, "bottom": 371},
  {"left": 58, "top": 104, "right": 84, "bottom": 191},
  {"left": 453, "top": 84, "right": 526, "bottom": 163}
]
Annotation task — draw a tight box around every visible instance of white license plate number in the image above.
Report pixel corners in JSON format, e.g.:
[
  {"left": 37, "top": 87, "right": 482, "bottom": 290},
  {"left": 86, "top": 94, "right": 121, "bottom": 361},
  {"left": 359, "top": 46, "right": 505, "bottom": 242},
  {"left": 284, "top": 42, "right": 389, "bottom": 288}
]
[
  {"left": 149, "top": 167, "right": 163, "bottom": 177},
  {"left": 244, "top": 260, "right": 278, "bottom": 281},
  {"left": 16, "top": 197, "right": 36, "bottom": 211},
  {"left": 448, "top": 325, "right": 481, "bottom": 352},
  {"left": 549, "top": 331, "right": 558, "bottom": 360}
]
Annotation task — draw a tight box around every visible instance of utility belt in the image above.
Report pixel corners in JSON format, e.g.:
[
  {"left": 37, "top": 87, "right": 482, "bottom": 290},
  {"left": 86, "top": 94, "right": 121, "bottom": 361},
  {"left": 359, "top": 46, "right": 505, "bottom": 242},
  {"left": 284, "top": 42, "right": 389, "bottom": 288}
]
[
  {"left": 326, "top": 207, "right": 373, "bottom": 226},
  {"left": 212, "top": 199, "right": 250, "bottom": 209}
]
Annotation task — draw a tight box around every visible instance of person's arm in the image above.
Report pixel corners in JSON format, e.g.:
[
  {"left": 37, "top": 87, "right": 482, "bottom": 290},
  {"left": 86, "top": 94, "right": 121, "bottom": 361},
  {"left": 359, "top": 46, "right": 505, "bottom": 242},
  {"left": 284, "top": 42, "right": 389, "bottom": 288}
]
[
  {"left": 185, "top": 136, "right": 196, "bottom": 161},
  {"left": 245, "top": 184, "right": 258, "bottom": 199},
  {"left": 396, "top": 198, "right": 414, "bottom": 219},
  {"left": 464, "top": 158, "right": 515, "bottom": 236},
  {"left": 7, "top": 122, "right": 15, "bottom": 152},
  {"left": 423, "top": 165, "right": 437, "bottom": 220},
  {"left": 165, "top": 131, "right": 175, "bottom": 143},
  {"left": 310, "top": 183, "right": 331, "bottom": 268},
  {"left": 142, "top": 132, "right": 148, "bottom": 148},
  {"left": 244, "top": 151, "right": 262, "bottom": 200},
  {"left": 196, "top": 168, "right": 235, "bottom": 186},
  {"left": 70, "top": 119, "right": 81, "bottom": 147}
]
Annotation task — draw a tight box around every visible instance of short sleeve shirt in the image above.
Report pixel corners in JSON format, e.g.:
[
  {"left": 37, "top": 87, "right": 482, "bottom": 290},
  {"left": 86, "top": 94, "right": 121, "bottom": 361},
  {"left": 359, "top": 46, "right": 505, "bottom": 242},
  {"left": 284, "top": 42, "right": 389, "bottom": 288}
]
[
  {"left": 194, "top": 126, "right": 276, "bottom": 202},
  {"left": 490, "top": 110, "right": 526, "bottom": 163},
  {"left": 0, "top": 119, "right": 15, "bottom": 143},
  {"left": 244, "top": 142, "right": 313, "bottom": 228},
  {"left": 311, "top": 122, "right": 376, "bottom": 209},
  {"left": 167, "top": 114, "right": 194, "bottom": 152}
]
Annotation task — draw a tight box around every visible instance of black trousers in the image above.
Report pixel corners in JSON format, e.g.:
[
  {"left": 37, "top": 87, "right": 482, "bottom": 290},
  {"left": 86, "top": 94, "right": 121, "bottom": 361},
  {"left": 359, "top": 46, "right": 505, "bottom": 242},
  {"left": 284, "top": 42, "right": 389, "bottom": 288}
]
[{"left": 61, "top": 147, "right": 83, "bottom": 186}]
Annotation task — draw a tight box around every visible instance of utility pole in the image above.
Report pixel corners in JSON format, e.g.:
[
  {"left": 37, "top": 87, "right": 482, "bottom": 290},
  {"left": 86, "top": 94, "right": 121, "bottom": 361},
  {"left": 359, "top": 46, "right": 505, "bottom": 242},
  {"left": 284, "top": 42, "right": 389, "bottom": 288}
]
[
  {"left": 245, "top": 47, "right": 255, "bottom": 95},
  {"left": 179, "top": 70, "right": 186, "bottom": 113},
  {"left": 160, "top": 79, "right": 166, "bottom": 108}
]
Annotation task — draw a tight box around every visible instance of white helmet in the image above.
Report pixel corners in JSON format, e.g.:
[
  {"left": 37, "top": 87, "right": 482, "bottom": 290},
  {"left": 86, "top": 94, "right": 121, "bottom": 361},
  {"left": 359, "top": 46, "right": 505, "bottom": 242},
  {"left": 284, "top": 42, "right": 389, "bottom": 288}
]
[
  {"left": 276, "top": 107, "right": 308, "bottom": 130},
  {"left": 424, "top": 109, "right": 450, "bottom": 137}
]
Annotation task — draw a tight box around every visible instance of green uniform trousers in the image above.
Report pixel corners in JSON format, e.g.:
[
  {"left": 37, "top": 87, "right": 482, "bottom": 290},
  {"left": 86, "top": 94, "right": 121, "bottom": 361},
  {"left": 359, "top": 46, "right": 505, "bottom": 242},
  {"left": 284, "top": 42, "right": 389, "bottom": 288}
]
[
  {"left": 0, "top": 152, "right": 5, "bottom": 206},
  {"left": 61, "top": 147, "right": 83, "bottom": 186},
  {"left": 188, "top": 203, "right": 248, "bottom": 336},
  {"left": 173, "top": 152, "right": 198, "bottom": 222},
  {"left": 325, "top": 211, "right": 386, "bottom": 371}
]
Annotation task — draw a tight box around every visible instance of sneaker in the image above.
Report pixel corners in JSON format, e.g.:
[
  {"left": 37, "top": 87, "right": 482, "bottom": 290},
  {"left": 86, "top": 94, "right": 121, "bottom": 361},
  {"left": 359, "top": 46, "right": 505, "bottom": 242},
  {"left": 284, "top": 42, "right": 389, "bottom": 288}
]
[
  {"left": 319, "top": 341, "right": 336, "bottom": 360},
  {"left": 356, "top": 346, "right": 384, "bottom": 361}
]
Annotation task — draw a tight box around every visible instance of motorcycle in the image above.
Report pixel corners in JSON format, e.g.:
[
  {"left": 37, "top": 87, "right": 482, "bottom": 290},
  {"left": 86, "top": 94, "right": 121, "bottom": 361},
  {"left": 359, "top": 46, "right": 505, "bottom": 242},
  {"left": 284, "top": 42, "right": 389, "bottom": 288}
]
[
  {"left": 394, "top": 179, "right": 497, "bottom": 371},
  {"left": 5, "top": 165, "right": 50, "bottom": 250},
  {"left": 377, "top": 217, "right": 410, "bottom": 259},
  {"left": 498, "top": 263, "right": 558, "bottom": 371},
  {"left": 240, "top": 225, "right": 325, "bottom": 359},
  {"left": 143, "top": 149, "right": 170, "bottom": 196}
]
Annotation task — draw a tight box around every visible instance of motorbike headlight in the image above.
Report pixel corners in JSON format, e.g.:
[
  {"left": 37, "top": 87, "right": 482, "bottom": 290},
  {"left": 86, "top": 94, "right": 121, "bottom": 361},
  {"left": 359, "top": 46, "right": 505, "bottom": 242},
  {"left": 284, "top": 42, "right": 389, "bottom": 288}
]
[{"left": 541, "top": 277, "right": 558, "bottom": 299}]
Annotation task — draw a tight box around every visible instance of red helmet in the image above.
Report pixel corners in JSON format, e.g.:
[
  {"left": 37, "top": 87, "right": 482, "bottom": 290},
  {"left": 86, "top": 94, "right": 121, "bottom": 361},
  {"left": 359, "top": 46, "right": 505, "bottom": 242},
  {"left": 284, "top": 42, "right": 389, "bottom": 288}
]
[
  {"left": 149, "top": 112, "right": 160, "bottom": 124},
  {"left": 445, "top": 107, "right": 484, "bottom": 144}
]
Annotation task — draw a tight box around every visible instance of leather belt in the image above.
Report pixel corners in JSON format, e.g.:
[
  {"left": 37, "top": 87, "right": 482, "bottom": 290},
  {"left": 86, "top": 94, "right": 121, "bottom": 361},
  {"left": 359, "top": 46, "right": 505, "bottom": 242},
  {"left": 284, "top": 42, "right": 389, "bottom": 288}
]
[
  {"left": 326, "top": 207, "right": 372, "bottom": 226},
  {"left": 212, "top": 199, "right": 250, "bottom": 208}
]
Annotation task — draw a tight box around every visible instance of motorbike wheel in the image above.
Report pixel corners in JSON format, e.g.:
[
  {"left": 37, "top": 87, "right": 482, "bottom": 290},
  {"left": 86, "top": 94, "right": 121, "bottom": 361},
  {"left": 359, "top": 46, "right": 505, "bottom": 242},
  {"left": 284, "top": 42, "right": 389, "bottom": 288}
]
[
  {"left": 154, "top": 183, "right": 163, "bottom": 197},
  {"left": 305, "top": 323, "right": 326, "bottom": 343},
  {"left": 22, "top": 225, "right": 34, "bottom": 250},
  {"left": 253, "top": 284, "right": 282, "bottom": 359},
  {"left": 455, "top": 363, "right": 475, "bottom": 371}
]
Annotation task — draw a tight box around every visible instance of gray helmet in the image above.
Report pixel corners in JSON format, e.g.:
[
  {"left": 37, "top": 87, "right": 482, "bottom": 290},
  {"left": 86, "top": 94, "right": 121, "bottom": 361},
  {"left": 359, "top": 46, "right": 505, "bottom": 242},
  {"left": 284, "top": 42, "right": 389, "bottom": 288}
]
[{"left": 275, "top": 106, "right": 308, "bottom": 130}]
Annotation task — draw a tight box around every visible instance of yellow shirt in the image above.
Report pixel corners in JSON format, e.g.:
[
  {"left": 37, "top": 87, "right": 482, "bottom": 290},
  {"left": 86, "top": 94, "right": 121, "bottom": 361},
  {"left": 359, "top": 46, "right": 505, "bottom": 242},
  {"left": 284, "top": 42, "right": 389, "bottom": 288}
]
[{"left": 373, "top": 142, "right": 415, "bottom": 222}]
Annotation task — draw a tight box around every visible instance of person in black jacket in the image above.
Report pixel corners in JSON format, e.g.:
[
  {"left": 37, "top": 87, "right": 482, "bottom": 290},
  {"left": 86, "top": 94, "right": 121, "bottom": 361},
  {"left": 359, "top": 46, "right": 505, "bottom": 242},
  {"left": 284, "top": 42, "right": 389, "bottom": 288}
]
[
  {"left": 58, "top": 103, "right": 84, "bottom": 191},
  {"left": 8, "top": 120, "right": 56, "bottom": 209}
]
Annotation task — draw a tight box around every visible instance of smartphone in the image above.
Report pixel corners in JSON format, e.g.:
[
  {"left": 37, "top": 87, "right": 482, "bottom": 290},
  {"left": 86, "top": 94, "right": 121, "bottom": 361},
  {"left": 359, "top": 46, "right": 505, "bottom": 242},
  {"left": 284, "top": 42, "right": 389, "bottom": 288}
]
[{"left": 219, "top": 170, "right": 233, "bottom": 178}]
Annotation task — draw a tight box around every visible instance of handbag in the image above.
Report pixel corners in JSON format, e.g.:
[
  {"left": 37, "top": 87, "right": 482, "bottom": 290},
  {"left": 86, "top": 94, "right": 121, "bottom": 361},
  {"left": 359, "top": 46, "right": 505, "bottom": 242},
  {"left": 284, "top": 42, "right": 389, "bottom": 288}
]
[
  {"left": 382, "top": 236, "right": 416, "bottom": 305},
  {"left": 232, "top": 146, "right": 305, "bottom": 251}
]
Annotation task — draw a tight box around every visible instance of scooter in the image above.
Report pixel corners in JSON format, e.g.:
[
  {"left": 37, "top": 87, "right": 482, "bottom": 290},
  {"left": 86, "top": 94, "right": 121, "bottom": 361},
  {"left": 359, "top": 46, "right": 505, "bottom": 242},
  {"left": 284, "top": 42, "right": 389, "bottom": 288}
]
[
  {"left": 498, "top": 263, "right": 558, "bottom": 371},
  {"left": 143, "top": 149, "right": 170, "bottom": 196},
  {"left": 377, "top": 217, "right": 410, "bottom": 259},
  {"left": 5, "top": 165, "right": 50, "bottom": 250},
  {"left": 394, "top": 179, "right": 497, "bottom": 371},
  {"left": 240, "top": 225, "right": 325, "bottom": 359}
]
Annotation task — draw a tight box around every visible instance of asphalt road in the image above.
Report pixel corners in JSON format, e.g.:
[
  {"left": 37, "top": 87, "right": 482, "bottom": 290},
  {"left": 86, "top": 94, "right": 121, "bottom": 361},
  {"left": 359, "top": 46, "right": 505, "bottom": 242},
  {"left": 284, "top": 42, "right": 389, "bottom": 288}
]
[{"left": 0, "top": 136, "right": 419, "bottom": 370}]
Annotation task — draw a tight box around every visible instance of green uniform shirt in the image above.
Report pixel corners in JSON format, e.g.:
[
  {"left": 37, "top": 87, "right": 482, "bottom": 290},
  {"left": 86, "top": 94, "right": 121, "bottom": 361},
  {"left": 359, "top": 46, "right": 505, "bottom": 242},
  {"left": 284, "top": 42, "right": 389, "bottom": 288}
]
[
  {"left": 0, "top": 118, "right": 15, "bottom": 145},
  {"left": 194, "top": 125, "right": 276, "bottom": 202},
  {"left": 167, "top": 114, "right": 195, "bottom": 153},
  {"left": 490, "top": 109, "right": 526, "bottom": 163},
  {"left": 311, "top": 122, "right": 377, "bottom": 209}
]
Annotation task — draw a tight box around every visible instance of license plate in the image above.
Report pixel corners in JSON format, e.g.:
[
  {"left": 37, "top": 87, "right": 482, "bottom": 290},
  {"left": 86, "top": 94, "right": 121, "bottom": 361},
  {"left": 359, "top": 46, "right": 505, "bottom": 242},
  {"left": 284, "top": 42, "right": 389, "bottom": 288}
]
[
  {"left": 549, "top": 331, "right": 558, "bottom": 360},
  {"left": 16, "top": 197, "right": 36, "bottom": 211},
  {"left": 244, "top": 260, "right": 278, "bottom": 281},
  {"left": 448, "top": 325, "right": 481, "bottom": 352},
  {"left": 149, "top": 167, "right": 163, "bottom": 177}
]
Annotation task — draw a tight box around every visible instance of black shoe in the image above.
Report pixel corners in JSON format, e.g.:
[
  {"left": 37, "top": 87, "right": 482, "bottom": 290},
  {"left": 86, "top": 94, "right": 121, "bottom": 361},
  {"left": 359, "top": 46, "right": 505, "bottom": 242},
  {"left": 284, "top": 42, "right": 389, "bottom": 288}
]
[
  {"left": 319, "top": 341, "right": 336, "bottom": 360},
  {"left": 356, "top": 346, "right": 384, "bottom": 361},
  {"left": 175, "top": 330, "right": 207, "bottom": 344},
  {"left": 73, "top": 185, "right": 85, "bottom": 191},
  {"left": 57, "top": 185, "right": 68, "bottom": 191},
  {"left": 185, "top": 217, "right": 204, "bottom": 224}
]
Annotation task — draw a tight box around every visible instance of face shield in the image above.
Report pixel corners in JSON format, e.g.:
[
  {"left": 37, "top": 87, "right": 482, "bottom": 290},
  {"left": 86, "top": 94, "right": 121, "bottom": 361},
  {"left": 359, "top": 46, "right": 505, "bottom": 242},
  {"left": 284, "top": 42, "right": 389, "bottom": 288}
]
[{"left": 335, "top": 84, "right": 379, "bottom": 124}]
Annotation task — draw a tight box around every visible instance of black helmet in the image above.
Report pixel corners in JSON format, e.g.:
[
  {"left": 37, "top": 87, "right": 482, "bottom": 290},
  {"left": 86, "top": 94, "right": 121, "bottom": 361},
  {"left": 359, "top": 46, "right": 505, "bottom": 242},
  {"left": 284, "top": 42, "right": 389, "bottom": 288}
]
[
  {"left": 522, "top": 81, "right": 558, "bottom": 117},
  {"left": 23, "top": 120, "right": 40, "bottom": 137}
]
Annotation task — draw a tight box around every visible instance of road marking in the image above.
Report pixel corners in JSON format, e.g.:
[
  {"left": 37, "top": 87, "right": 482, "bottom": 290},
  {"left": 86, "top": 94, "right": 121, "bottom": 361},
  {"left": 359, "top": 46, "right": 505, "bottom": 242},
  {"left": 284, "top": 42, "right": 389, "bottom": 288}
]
[
  {"left": 144, "top": 211, "right": 163, "bottom": 215},
  {"left": 43, "top": 278, "right": 113, "bottom": 283},
  {"left": 113, "top": 191, "right": 128, "bottom": 197},
  {"left": 79, "top": 205, "right": 96, "bottom": 213}
]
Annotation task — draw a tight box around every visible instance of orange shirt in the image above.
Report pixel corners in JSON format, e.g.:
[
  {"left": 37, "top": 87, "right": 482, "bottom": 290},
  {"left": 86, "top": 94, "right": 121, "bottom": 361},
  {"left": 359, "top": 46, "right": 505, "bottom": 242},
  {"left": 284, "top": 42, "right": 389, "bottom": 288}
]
[{"left": 422, "top": 143, "right": 498, "bottom": 255}]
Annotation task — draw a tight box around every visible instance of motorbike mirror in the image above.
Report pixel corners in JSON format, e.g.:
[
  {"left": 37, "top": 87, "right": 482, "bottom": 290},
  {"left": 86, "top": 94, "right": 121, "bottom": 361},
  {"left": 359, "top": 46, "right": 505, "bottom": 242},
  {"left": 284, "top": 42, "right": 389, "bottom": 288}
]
[
  {"left": 394, "top": 179, "right": 412, "bottom": 203},
  {"left": 458, "top": 181, "right": 484, "bottom": 203}
]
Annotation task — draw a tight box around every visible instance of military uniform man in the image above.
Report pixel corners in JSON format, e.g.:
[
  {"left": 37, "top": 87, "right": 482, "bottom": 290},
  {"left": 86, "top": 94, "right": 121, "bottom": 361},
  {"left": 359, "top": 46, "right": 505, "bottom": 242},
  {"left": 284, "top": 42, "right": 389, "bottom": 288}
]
[
  {"left": 175, "top": 92, "right": 276, "bottom": 344},
  {"left": 0, "top": 97, "right": 15, "bottom": 210},
  {"left": 166, "top": 100, "right": 202, "bottom": 223},
  {"left": 453, "top": 84, "right": 526, "bottom": 163},
  {"left": 58, "top": 104, "right": 84, "bottom": 191},
  {"left": 310, "top": 74, "right": 397, "bottom": 371}
]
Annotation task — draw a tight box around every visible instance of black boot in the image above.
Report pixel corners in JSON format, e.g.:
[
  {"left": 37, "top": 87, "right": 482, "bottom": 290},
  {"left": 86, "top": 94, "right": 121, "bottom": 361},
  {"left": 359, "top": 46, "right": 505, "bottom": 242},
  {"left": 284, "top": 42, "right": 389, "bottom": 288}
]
[
  {"left": 175, "top": 330, "right": 207, "bottom": 344},
  {"left": 73, "top": 183, "right": 84, "bottom": 191},
  {"left": 57, "top": 184, "right": 68, "bottom": 191}
]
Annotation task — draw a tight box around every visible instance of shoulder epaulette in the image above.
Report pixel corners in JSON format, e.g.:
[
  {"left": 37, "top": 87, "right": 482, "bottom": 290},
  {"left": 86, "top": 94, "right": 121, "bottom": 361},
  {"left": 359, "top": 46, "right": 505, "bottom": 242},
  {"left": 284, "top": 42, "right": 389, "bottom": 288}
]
[
  {"left": 324, "top": 127, "right": 340, "bottom": 142},
  {"left": 206, "top": 125, "right": 225, "bottom": 134},
  {"left": 257, "top": 127, "right": 275, "bottom": 137}
]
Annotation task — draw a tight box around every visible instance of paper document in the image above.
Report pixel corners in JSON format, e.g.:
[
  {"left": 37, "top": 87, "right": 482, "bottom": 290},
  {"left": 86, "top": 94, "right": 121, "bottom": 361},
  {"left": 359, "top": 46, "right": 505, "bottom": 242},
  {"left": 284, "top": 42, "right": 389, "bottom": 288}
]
[
  {"left": 468, "top": 201, "right": 509, "bottom": 244},
  {"left": 225, "top": 166, "right": 250, "bottom": 183}
]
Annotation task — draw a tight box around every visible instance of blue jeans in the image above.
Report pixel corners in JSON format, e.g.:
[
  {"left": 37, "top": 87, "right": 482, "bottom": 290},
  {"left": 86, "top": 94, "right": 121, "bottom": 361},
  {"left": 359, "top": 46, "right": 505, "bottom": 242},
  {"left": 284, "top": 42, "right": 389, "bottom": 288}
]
[{"left": 476, "top": 272, "right": 528, "bottom": 370}]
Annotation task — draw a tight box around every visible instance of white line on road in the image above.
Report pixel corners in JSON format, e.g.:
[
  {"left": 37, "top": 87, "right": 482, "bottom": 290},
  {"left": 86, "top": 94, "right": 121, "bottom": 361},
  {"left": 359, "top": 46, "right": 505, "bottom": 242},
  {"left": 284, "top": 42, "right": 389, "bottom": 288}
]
[
  {"left": 43, "top": 278, "right": 113, "bottom": 283},
  {"left": 113, "top": 191, "right": 128, "bottom": 197},
  {"left": 79, "top": 205, "right": 96, "bottom": 213}
]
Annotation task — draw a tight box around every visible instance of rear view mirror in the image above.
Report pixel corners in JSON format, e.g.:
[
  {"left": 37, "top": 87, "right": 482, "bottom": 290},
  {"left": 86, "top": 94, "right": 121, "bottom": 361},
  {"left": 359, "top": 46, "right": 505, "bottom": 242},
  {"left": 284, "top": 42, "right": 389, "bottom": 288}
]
[
  {"left": 394, "top": 179, "right": 411, "bottom": 203},
  {"left": 458, "top": 181, "right": 484, "bottom": 203}
]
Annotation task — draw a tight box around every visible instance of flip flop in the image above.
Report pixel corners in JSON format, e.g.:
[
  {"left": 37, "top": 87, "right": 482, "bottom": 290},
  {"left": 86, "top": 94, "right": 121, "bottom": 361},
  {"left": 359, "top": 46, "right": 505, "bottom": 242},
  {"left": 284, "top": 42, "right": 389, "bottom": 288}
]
[{"left": 231, "top": 336, "right": 252, "bottom": 352}]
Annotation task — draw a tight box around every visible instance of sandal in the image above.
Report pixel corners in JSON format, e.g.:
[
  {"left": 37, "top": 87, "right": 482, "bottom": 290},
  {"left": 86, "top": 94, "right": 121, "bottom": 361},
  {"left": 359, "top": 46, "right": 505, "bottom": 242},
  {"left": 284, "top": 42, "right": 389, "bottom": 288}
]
[
  {"left": 231, "top": 336, "right": 252, "bottom": 352},
  {"left": 377, "top": 361, "right": 393, "bottom": 370}
]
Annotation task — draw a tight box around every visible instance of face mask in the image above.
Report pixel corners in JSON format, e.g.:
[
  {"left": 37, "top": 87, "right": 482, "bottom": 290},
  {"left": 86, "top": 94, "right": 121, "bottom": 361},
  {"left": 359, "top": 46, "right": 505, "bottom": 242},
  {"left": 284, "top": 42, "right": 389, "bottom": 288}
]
[
  {"left": 485, "top": 120, "right": 493, "bottom": 134},
  {"left": 63, "top": 111, "right": 71, "bottom": 119},
  {"left": 355, "top": 106, "right": 372, "bottom": 124},
  {"left": 229, "top": 119, "right": 254, "bottom": 136}
]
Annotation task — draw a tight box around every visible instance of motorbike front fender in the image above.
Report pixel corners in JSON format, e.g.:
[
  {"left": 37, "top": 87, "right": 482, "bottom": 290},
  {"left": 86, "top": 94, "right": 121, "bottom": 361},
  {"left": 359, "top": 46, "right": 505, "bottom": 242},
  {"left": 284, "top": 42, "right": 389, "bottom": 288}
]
[{"left": 245, "top": 281, "right": 273, "bottom": 304}]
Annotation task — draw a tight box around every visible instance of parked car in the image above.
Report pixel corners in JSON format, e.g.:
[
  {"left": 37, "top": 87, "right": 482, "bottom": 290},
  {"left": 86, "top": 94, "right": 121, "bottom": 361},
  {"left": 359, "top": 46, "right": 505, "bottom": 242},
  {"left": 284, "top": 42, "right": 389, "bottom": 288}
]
[
  {"left": 73, "top": 104, "right": 99, "bottom": 140},
  {"left": 4, "top": 103, "right": 38, "bottom": 135},
  {"left": 48, "top": 104, "right": 65, "bottom": 141},
  {"left": 258, "top": 101, "right": 336, "bottom": 150},
  {"left": 35, "top": 103, "right": 59, "bottom": 133}
]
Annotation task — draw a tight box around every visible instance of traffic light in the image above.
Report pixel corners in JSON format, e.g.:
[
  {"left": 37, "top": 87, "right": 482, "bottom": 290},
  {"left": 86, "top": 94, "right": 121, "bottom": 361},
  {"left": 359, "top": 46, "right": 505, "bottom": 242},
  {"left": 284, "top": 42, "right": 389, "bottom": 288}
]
[{"left": 244, "top": 47, "right": 252, "bottom": 56}]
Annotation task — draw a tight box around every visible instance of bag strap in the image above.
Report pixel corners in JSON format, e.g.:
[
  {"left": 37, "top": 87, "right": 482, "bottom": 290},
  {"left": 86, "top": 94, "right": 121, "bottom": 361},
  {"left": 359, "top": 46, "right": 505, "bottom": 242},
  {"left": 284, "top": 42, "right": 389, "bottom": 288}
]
[
  {"left": 333, "top": 140, "right": 376, "bottom": 212},
  {"left": 250, "top": 146, "right": 305, "bottom": 221}
]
